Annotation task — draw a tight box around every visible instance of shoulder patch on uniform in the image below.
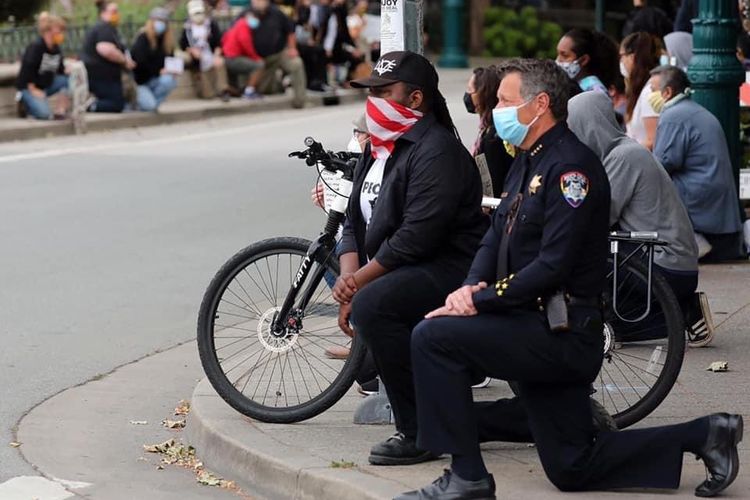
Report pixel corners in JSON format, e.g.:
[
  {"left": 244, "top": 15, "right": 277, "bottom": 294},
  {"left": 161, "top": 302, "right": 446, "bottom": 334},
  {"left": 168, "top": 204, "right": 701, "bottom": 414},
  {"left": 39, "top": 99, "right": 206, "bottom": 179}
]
[{"left": 560, "top": 171, "right": 589, "bottom": 208}]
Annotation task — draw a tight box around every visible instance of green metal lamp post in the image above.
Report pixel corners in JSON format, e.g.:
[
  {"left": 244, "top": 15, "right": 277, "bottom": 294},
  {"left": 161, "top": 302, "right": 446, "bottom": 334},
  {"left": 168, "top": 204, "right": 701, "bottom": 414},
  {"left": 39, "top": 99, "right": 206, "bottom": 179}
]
[
  {"left": 438, "top": 0, "right": 468, "bottom": 68},
  {"left": 688, "top": 0, "right": 745, "bottom": 187}
]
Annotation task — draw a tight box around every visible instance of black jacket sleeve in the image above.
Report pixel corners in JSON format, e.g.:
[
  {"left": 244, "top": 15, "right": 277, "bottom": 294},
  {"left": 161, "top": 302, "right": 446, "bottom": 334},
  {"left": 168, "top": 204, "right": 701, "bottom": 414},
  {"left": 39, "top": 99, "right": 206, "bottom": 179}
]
[
  {"left": 210, "top": 20, "right": 223, "bottom": 50},
  {"left": 16, "top": 42, "right": 44, "bottom": 90},
  {"left": 480, "top": 128, "right": 513, "bottom": 196},
  {"left": 472, "top": 163, "right": 597, "bottom": 312},
  {"left": 372, "top": 148, "right": 468, "bottom": 269},
  {"left": 179, "top": 28, "right": 190, "bottom": 51},
  {"left": 130, "top": 33, "right": 149, "bottom": 66}
]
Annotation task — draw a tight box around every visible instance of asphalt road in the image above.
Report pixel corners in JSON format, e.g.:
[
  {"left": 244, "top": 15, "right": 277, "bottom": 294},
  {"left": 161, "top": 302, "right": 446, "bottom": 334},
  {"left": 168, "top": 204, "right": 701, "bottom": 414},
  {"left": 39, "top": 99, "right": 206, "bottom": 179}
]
[{"left": 0, "top": 70, "right": 474, "bottom": 481}]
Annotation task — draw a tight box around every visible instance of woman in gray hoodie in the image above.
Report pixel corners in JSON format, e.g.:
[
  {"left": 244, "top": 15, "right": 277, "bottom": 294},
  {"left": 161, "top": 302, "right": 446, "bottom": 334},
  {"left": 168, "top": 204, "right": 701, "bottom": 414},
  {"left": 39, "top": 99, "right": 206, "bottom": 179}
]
[{"left": 567, "top": 91, "right": 703, "bottom": 340}]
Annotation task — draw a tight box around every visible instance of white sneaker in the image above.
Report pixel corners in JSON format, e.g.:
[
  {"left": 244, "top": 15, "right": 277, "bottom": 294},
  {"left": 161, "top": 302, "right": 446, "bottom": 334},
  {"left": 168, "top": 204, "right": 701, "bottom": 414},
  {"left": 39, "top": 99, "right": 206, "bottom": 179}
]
[{"left": 695, "top": 233, "right": 713, "bottom": 259}]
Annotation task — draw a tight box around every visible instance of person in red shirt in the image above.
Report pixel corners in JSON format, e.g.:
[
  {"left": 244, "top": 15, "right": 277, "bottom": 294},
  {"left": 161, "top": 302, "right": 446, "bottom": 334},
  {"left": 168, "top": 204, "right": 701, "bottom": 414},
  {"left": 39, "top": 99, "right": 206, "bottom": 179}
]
[{"left": 221, "top": 13, "right": 265, "bottom": 99}]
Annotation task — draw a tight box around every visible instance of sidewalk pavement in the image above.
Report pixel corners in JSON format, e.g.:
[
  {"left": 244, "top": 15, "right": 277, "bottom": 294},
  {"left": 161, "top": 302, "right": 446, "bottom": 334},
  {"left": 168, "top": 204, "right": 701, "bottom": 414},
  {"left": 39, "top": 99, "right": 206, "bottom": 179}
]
[
  {"left": 15, "top": 262, "right": 750, "bottom": 500},
  {"left": 0, "top": 89, "right": 364, "bottom": 143}
]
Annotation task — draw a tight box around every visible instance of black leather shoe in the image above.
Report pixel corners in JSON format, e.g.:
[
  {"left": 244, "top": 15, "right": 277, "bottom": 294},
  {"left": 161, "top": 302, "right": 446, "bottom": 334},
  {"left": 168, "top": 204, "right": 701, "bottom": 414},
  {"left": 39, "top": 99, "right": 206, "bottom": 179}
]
[
  {"left": 695, "top": 413, "right": 743, "bottom": 497},
  {"left": 394, "top": 469, "right": 496, "bottom": 500},
  {"left": 369, "top": 432, "right": 439, "bottom": 466}
]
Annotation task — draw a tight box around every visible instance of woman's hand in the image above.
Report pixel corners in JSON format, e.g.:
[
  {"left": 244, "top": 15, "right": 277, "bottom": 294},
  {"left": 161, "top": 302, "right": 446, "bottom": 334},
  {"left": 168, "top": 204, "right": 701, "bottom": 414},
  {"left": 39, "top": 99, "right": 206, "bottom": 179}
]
[
  {"left": 338, "top": 302, "right": 354, "bottom": 337},
  {"left": 332, "top": 273, "right": 358, "bottom": 304},
  {"left": 311, "top": 182, "right": 324, "bottom": 208},
  {"left": 425, "top": 282, "right": 487, "bottom": 318}
]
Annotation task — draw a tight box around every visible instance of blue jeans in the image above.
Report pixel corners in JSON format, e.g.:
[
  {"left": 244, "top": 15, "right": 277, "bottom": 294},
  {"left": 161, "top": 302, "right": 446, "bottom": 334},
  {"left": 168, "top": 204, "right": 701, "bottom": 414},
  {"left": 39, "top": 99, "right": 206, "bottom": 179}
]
[
  {"left": 20, "top": 74, "right": 69, "bottom": 120},
  {"left": 136, "top": 74, "right": 177, "bottom": 112}
]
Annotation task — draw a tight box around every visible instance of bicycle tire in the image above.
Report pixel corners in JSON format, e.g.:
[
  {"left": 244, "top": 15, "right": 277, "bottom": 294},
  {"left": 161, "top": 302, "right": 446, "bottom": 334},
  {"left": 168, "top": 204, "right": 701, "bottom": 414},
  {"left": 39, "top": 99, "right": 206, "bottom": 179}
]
[
  {"left": 197, "top": 236, "right": 367, "bottom": 423},
  {"left": 601, "top": 256, "right": 686, "bottom": 429}
]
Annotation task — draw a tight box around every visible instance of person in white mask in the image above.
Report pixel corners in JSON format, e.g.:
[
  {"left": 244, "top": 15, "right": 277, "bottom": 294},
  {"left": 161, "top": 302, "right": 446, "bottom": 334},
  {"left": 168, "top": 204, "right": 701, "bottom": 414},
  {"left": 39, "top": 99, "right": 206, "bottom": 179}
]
[
  {"left": 179, "top": 0, "right": 230, "bottom": 100},
  {"left": 555, "top": 28, "right": 619, "bottom": 95}
]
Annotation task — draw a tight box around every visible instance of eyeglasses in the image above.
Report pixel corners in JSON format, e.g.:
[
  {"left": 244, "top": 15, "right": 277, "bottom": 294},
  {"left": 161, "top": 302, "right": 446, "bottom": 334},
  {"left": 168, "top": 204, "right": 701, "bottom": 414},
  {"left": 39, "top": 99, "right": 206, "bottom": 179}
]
[{"left": 353, "top": 129, "right": 367, "bottom": 136}]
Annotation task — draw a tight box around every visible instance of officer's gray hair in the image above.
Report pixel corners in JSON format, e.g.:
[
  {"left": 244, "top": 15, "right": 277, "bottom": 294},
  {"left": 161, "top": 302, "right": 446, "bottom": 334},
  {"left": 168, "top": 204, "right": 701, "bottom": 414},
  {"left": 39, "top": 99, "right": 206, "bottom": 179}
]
[{"left": 498, "top": 59, "right": 573, "bottom": 121}]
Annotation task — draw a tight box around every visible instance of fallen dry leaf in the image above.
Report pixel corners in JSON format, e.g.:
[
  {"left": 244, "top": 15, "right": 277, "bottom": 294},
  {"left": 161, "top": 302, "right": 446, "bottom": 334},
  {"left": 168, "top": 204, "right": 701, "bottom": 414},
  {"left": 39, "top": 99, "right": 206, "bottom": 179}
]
[
  {"left": 129, "top": 420, "right": 148, "bottom": 425},
  {"left": 174, "top": 400, "right": 191, "bottom": 416},
  {"left": 330, "top": 459, "right": 356, "bottom": 469},
  {"left": 197, "top": 470, "right": 222, "bottom": 486},
  {"left": 9, "top": 442, "right": 21, "bottom": 448},
  {"left": 162, "top": 419, "right": 186, "bottom": 429},
  {"left": 707, "top": 361, "right": 729, "bottom": 372},
  {"left": 143, "top": 438, "right": 175, "bottom": 454}
]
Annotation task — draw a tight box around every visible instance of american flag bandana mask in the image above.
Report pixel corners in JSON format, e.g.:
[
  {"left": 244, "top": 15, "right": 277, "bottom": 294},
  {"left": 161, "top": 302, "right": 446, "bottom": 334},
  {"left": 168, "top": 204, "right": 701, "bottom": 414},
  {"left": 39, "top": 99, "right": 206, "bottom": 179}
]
[{"left": 365, "top": 96, "right": 424, "bottom": 159}]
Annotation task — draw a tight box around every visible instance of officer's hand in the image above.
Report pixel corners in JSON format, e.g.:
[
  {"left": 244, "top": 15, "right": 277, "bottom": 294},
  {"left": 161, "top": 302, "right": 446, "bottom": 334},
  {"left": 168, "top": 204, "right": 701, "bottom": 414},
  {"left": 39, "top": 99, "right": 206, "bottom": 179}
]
[
  {"left": 443, "top": 283, "right": 487, "bottom": 315},
  {"left": 338, "top": 302, "right": 354, "bottom": 337},
  {"left": 332, "top": 273, "right": 358, "bottom": 304},
  {"left": 425, "top": 305, "right": 477, "bottom": 319}
]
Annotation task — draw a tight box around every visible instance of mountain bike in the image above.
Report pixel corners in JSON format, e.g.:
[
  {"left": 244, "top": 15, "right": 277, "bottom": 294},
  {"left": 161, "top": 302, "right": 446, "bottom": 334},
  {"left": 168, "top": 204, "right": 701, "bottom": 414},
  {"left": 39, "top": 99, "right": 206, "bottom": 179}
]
[
  {"left": 198, "top": 143, "right": 686, "bottom": 428},
  {"left": 197, "top": 138, "right": 366, "bottom": 423}
]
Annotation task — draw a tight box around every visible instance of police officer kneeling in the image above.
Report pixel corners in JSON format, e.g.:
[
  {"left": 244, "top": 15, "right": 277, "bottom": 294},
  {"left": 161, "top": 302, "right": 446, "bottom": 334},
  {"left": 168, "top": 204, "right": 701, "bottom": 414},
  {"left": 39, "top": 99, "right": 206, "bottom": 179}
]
[{"left": 396, "top": 59, "right": 743, "bottom": 500}]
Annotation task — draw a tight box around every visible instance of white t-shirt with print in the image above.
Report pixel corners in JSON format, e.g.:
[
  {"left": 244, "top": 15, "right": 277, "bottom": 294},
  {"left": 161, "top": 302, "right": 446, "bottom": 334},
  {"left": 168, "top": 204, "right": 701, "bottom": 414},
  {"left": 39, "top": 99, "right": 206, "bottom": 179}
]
[
  {"left": 626, "top": 78, "right": 659, "bottom": 144},
  {"left": 360, "top": 158, "right": 386, "bottom": 226}
]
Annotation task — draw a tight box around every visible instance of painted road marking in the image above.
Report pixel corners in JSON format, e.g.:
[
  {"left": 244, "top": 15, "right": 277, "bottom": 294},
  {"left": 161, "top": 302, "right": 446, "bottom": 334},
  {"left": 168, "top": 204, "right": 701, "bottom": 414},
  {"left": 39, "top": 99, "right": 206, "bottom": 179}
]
[{"left": 0, "top": 476, "right": 91, "bottom": 500}]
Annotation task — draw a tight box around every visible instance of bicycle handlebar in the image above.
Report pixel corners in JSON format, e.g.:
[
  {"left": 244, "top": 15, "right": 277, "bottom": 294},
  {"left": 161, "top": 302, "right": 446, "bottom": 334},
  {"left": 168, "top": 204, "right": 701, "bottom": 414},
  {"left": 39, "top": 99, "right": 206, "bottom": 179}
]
[{"left": 289, "top": 137, "right": 359, "bottom": 177}]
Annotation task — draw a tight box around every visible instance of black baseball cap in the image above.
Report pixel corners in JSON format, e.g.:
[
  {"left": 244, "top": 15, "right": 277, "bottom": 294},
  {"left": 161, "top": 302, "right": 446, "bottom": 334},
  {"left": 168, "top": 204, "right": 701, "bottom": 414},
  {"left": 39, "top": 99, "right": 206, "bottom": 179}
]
[{"left": 351, "top": 51, "right": 439, "bottom": 90}]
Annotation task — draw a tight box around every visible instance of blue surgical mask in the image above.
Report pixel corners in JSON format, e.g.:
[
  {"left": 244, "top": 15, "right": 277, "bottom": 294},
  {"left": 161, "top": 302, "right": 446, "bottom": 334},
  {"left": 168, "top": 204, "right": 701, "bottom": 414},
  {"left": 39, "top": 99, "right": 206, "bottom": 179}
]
[
  {"left": 492, "top": 100, "right": 540, "bottom": 147},
  {"left": 246, "top": 15, "right": 260, "bottom": 29},
  {"left": 154, "top": 20, "right": 167, "bottom": 35}
]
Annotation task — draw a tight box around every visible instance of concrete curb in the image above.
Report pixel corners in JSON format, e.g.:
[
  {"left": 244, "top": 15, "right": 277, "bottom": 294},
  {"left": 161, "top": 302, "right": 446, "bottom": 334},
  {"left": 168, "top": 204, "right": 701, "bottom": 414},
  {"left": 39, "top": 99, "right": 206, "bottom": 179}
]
[
  {"left": 185, "top": 378, "right": 405, "bottom": 500},
  {"left": 0, "top": 89, "right": 365, "bottom": 143}
]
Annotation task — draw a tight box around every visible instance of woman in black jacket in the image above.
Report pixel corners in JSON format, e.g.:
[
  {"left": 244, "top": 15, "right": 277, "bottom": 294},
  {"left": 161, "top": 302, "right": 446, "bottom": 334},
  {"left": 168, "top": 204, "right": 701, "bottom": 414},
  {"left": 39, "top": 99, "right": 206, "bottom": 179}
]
[
  {"left": 464, "top": 66, "right": 513, "bottom": 197},
  {"left": 131, "top": 8, "right": 178, "bottom": 112}
]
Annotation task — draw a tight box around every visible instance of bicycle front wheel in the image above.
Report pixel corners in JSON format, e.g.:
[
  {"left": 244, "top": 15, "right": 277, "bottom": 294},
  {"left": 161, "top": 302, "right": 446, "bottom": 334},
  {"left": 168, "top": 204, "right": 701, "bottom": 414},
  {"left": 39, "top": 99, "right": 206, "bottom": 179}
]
[
  {"left": 197, "top": 237, "right": 366, "bottom": 423},
  {"left": 598, "top": 256, "right": 686, "bottom": 429}
]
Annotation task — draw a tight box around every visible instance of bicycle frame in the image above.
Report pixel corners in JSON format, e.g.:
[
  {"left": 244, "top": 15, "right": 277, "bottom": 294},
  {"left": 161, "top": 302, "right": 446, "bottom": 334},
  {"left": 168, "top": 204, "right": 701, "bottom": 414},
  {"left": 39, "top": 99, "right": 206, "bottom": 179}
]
[{"left": 271, "top": 142, "right": 356, "bottom": 334}]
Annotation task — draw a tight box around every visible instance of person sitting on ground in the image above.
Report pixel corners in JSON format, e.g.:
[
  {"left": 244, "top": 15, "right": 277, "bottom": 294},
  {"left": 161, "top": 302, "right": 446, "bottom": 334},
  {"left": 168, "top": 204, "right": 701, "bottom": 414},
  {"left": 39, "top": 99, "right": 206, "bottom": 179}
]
[
  {"left": 652, "top": 66, "right": 745, "bottom": 262},
  {"left": 567, "top": 90, "right": 709, "bottom": 341},
  {"left": 244, "top": 0, "right": 307, "bottom": 108},
  {"left": 221, "top": 10, "right": 265, "bottom": 99},
  {"left": 295, "top": 0, "right": 329, "bottom": 92},
  {"left": 464, "top": 66, "right": 513, "bottom": 197},
  {"left": 130, "top": 8, "right": 178, "bottom": 112},
  {"left": 321, "top": 0, "right": 365, "bottom": 85},
  {"left": 81, "top": 0, "right": 134, "bottom": 113},
  {"left": 16, "top": 12, "right": 70, "bottom": 120},
  {"left": 555, "top": 28, "right": 619, "bottom": 95},
  {"left": 619, "top": 32, "right": 662, "bottom": 150},
  {"left": 179, "top": 0, "right": 231, "bottom": 100}
]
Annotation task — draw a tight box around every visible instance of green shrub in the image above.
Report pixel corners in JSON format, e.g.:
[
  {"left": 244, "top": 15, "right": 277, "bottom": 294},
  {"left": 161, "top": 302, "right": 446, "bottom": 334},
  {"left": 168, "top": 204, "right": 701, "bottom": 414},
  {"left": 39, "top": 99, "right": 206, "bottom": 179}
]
[{"left": 483, "top": 6, "right": 563, "bottom": 59}]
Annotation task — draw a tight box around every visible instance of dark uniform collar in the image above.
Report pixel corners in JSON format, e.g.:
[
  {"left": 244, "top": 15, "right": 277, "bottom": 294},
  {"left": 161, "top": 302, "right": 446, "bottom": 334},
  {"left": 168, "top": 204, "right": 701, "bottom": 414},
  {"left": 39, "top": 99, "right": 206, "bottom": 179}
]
[
  {"left": 524, "top": 121, "right": 568, "bottom": 166},
  {"left": 401, "top": 113, "right": 437, "bottom": 143}
]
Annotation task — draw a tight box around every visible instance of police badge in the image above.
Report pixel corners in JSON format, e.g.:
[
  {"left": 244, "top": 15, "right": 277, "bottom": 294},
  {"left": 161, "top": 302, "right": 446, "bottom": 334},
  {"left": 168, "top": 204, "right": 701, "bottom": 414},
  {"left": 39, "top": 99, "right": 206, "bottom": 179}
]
[{"left": 560, "top": 171, "right": 589, "bottom": 208}]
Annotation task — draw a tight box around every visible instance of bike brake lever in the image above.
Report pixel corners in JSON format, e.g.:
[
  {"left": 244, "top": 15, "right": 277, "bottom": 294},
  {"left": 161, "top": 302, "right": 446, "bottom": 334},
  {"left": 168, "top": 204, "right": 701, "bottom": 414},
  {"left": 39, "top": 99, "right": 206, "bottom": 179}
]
[{"left": 288, "top": 151, "right": 304, "bottom": 158}]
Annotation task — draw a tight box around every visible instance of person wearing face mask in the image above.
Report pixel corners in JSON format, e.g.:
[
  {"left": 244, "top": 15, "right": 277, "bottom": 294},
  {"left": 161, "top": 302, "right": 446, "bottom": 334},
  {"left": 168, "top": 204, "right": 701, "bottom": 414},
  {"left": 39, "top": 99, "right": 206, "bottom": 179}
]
[
  {"left": 81, "top": 1, "right": 134, "bottom": 113},
  {"left": 396, "top": 59, "right": 743, "bottom": 500},
  {"left": 16, "top": 12, "right": 70, "bottom": 120},
  {"left": 130, "top": 8, "right": 178, "bottom": 112},
  {"left": 619, "top": 32, "right": 662, "bottom": 150},
  {"left": 245, "top": 0, "right": 308, "bottom": 108},
  {"left": 555, "top": 28, "right": 619, "bottom": 95},
  {"left": 179, "top": 0, "right": 231, "bottom": 100},
  {"left": 221, "top": 10, "right": 265, "bottom": 99},
  {"left": 652, "top": 66, "right": 746, "bottom": 262},
  {"left": 331, "top": 51, "right": 487, "bottom": 468},
  {"left": 465, "top": 66, "right": 513, "bottom": 197}
]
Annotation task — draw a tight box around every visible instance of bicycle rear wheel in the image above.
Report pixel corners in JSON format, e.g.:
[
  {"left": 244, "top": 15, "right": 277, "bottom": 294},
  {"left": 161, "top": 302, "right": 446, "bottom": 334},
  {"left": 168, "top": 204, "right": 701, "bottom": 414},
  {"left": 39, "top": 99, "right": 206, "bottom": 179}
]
[
  {"left": 598, "top": 256, "right": 686, "bottom": 429},
  {"left": 197, "top": 236, "right": 366, "bottom": 423}
]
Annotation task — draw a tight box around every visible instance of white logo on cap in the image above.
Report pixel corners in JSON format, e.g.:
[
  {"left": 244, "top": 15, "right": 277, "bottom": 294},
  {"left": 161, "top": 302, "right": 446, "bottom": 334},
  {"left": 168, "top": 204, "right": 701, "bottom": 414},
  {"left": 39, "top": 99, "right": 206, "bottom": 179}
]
[{"left": 374, "top": 58, "right": 397, "bottom": 76}]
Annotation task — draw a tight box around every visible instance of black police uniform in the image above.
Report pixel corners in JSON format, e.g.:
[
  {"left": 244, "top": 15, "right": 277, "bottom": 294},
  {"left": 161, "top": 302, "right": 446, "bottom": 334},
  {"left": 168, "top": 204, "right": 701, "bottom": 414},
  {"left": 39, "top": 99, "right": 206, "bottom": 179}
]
[{"left": 411, "top": 122, "right": 708, "bottom": 491}]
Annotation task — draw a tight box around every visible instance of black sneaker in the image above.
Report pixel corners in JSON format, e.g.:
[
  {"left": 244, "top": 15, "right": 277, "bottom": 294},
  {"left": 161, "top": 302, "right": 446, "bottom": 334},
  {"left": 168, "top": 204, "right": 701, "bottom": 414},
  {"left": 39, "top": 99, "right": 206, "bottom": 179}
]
[
  {"left": 394, "top": 469, "right": 496, "bottom": 500},
  {"left": 369, "top": 432, "right": 440, "bottom": 466},
  {"left": 357, "top": 378, "right": 378, "bottom": 396}
]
